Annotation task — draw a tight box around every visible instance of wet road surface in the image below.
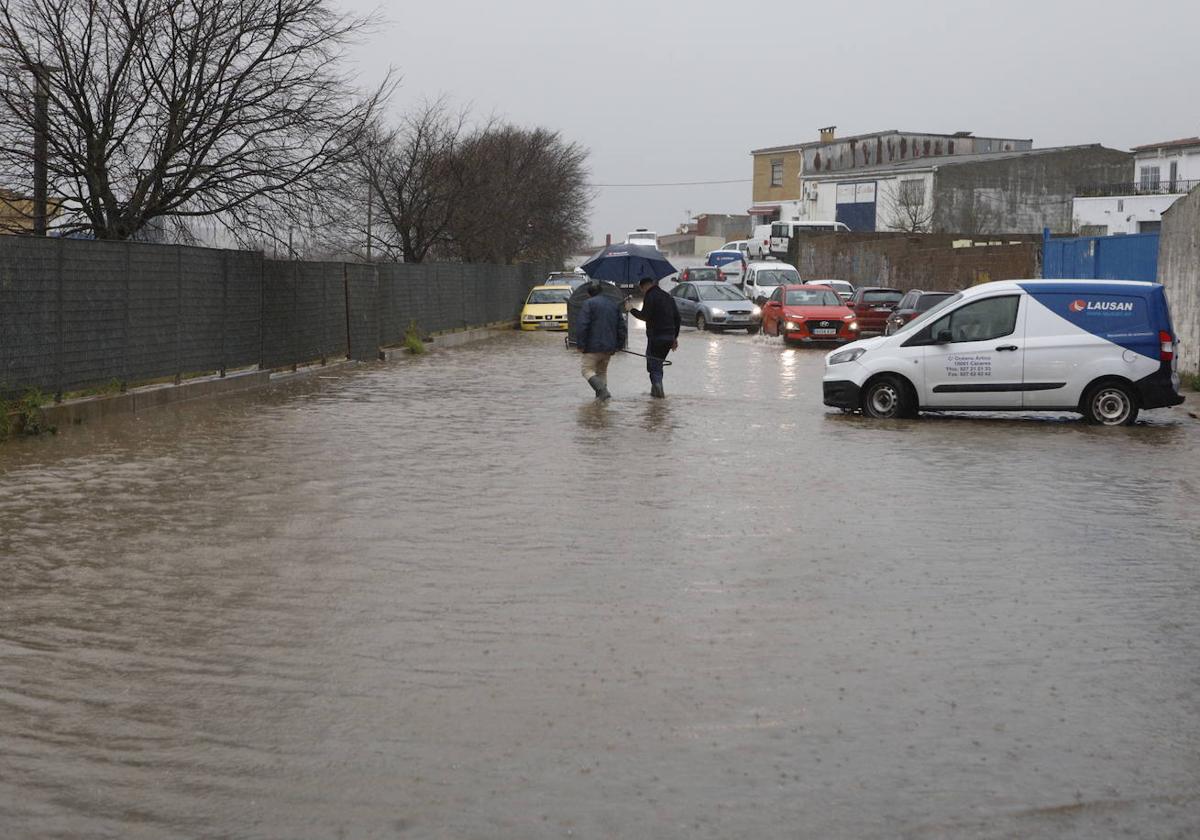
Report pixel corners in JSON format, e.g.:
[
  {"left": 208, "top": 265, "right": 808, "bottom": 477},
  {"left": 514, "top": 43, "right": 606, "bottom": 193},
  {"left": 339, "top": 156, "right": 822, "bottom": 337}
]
[{"left": 2, "top": 323, "right": 1199, "bottom": 839}]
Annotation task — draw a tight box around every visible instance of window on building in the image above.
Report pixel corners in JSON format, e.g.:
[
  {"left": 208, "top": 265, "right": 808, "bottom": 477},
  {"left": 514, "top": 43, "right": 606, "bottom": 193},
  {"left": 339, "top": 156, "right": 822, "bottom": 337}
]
[
  {"left": 1138, "top": 221, "right": 1161, "bottom": 234},
  {"left": 1139, "top": 166, "right": 1161, "bottom": 192},
  {"left": 770, "top": 159, "right": 784, "bottom": 187},
  {"left": 898, "top": 180, "right": 924, "bottom": 205},
  {"left": 1078, "top": 225, "right": 1108, "bottom": 237},
  {"left": 1169, "top": 161, "right": 1178, "bottom": 192}
]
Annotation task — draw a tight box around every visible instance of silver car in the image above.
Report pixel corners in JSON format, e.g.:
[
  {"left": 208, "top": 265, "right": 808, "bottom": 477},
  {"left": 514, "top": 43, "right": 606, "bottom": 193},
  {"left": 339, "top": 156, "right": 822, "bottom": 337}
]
[{"left": 670, "top": 281, "right": 762, "bottom": 333}]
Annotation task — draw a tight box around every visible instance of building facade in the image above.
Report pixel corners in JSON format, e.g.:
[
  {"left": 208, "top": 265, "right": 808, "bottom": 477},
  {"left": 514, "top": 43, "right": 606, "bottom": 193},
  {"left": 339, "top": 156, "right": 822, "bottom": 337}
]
[
  {"left": 799, "top": 145, "right": 1131, "bottom": 235},
  {"left": 749, "top": 127, "right": 1032, "bottom": 226},
  {"left": 1072, "top": 136, "right": 1200, "bottom": 235}
]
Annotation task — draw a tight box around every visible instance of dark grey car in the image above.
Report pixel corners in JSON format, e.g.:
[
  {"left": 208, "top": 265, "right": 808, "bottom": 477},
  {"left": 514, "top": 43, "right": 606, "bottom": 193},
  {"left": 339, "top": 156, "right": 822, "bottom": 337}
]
[{"left": 670, "top": 281, "right": 762, "bottom": 333}]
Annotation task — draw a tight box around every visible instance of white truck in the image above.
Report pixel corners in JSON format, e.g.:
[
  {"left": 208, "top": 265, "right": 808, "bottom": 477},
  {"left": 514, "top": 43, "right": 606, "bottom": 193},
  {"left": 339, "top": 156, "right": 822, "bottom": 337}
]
[{"left": 624, "top": 229, "right": 659, "bottom": 249}]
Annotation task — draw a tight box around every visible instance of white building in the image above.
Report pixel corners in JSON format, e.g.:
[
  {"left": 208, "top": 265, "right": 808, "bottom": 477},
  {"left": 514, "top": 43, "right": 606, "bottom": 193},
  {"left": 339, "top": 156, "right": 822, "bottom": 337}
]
[{"left": 1072, "top": 136, "right": 1200, "bottom": 235}]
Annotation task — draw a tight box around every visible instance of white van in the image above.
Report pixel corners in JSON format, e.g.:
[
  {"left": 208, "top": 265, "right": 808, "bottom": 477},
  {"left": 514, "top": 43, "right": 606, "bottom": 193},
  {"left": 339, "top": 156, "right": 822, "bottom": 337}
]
[
  {"left": 769, "top": 220, "right": 849, "bottom": 259},
  {"left": 748, "top": 224, "right": 773, "bottom": 259},
  {"left": 743, "top": 261, "right": 802, "bottom": 303},
  {"left": 625, "top": 229, "right": 659, "bottom": 249},
  {"left": 822, "top": 279, "right": 1184, "bottom": 425}
]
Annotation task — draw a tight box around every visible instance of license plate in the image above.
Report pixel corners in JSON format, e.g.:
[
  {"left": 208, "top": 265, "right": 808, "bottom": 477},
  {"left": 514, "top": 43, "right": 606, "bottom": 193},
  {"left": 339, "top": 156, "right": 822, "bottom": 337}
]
[
  {"left": 813, "top": 328, "right": 837, "bottom": 335},
  {"left": 537, "top": 322, "right": 560, "bottom": 329},
  {"left": 729, "top": 315, "right": 747, "bottom": 322}
]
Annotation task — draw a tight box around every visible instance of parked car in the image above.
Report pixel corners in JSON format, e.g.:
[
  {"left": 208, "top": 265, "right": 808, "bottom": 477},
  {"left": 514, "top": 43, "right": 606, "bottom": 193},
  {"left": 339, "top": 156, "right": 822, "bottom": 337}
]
[
  {"left": 624, "top": 229, "right": 659, "bottom": 249},
  {"left": 704, "top": 249, "right": 747, "bottom": 285},
  {"left": 768, "top": 220, "right": 851, "bottom": 260},
  {"left": 846, "top": 286, "right": 904, "bottom": 334},
  {"left": 519, "top": 285, "right": 572, "bottom": 331},
  {"left": 670, "top": 281, "right": 761, "bottom": 333},
  {"left": 720, "top": 240, "right": 752, "bottom": 260},
  {"left": 884, "top": 290, "right": 955, "bottom": 335},
  {"left": 822, "top": 279, "right": 1185, "bottom": 425},
  {"left": 743, "top": 261, "right": 802, "bottom": 304},
  {"left": 809, "top": 279, "right": 855, "bottom": 302},
  {"left": 543, "top": 272, "right": 588, "bottom": 290},
  {"left": 761, "top": 285, "right": 858, "bottom": 345},
  {"left": 678, "top": 266, "right": 722, "bottom": 284}
]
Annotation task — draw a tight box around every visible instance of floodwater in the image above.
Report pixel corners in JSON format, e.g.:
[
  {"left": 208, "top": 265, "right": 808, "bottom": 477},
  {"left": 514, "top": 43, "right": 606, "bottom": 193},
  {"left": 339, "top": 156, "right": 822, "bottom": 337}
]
[{"left": 2, "top": 323, "right": 1199, "bottom": 839}]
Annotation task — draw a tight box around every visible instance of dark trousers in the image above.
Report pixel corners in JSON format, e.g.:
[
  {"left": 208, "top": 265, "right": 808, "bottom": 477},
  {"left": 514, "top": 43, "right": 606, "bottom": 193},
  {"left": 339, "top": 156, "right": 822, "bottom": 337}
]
[{"left": 645, "top": 336, "right": 673, "bottom": 385}]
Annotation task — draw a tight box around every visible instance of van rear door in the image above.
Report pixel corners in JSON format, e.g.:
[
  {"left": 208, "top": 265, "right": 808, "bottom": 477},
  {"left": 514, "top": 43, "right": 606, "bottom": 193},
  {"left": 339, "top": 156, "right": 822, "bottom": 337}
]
[{"left": 915, "top": 294, "right": 1027, "bottom": 409}]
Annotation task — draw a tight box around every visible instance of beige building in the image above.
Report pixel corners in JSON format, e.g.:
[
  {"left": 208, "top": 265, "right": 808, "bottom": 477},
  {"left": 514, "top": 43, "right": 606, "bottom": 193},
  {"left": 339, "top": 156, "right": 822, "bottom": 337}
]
[
  {"left": 0, "top": 189, "right": 62, "bottom": 234},
  {"left": 749, "top": 126, "right": 1032, "bottom": 229}
]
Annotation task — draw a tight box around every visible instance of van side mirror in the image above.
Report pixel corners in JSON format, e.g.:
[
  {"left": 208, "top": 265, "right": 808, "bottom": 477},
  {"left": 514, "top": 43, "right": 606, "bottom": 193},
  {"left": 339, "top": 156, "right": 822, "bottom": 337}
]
[{"left": 936, "top": 329, "right": 953, "bottom": 343}]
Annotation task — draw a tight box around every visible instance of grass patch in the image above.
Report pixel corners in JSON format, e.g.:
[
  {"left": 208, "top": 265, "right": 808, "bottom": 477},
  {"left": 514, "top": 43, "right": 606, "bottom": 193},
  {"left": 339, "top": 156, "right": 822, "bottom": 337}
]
[
  {"left": 403, "top": 320, "right": 426, "bottom": 355},
  {"left": 0, "top": 389, "right": 56, "bottom": 441}
]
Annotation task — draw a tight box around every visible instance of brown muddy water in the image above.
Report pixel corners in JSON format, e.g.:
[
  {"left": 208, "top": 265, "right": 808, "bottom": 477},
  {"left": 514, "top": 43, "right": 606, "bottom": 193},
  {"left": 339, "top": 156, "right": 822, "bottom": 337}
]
[{"left": 2, "top": 324, "right": 1199, "bottom": 839}]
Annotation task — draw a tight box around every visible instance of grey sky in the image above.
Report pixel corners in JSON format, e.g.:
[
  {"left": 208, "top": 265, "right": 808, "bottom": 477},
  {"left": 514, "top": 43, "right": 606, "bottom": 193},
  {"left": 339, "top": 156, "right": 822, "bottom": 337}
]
[{"left": 337, "top": 0, "right": 1200, "bottom": 247}]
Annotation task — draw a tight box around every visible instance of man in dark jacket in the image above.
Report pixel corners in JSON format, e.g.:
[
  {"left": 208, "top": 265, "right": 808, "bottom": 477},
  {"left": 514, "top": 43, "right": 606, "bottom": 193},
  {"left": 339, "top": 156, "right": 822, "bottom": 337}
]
[
  {"left": 576, "top": 281, "right": 627, "bottom": 401},
  {"left": 630, "top": 275, "right": 681, "bottom": 398}
]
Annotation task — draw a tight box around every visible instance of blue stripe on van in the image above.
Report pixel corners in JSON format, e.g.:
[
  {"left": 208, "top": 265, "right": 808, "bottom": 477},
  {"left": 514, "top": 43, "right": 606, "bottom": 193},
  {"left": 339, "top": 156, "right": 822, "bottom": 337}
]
[
  {"left": 706, "top": 251, "right": 743, "bottom": 268},
  {"left": 1018, "top": 282, "right": 1167, "bottom": 360}
]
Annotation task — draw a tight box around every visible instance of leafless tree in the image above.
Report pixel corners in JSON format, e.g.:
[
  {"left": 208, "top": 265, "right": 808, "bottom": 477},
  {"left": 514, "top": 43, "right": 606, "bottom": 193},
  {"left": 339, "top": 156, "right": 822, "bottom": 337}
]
[
  {"left": 0, "top": 0, "right": 393, "bottom": 243},
  {"left": 881, "top": 178, "right": 933, "bottom": 233},
  {"left": 447, "top": 124, "right": 590, "bottom": 265},
  {"left": 359, "top": 100, "right": 467, "bottom": 263}
]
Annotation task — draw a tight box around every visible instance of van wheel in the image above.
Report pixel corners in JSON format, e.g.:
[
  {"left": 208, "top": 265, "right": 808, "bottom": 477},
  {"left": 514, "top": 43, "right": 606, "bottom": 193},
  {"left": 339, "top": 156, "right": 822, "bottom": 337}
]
[
  {"left": 862, "top": 376, "right": 914, "bottom": 420},
  {"left": 696, "top": 313, "right": 707, "bottom": 331},
  {"left": 1083, "top": 380, "right": 1139, "bottom": 426}
]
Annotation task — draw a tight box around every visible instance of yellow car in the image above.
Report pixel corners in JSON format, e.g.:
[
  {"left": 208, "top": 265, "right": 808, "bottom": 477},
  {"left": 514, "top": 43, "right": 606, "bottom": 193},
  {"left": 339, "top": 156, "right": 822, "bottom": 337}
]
[{"left": 520, "top": 285, "right": 572, "bottom": 331}]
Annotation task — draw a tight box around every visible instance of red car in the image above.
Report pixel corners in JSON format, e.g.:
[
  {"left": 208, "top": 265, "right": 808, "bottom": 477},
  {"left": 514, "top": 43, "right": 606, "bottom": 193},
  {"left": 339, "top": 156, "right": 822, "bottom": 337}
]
[
  {"left": 676, "top": 266, "right": 722, "bottom": 283},
  {"left": 846, "top": 286, "right": 904, "bottom": 334},
  {"left": 761, "top": 284, "right": 858, "bottom": 345}
]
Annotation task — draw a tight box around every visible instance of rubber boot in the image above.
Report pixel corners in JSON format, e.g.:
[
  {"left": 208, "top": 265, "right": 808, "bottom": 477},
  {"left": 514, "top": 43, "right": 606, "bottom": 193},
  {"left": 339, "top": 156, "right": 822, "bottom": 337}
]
[
  {"left": 651, "top": 382, "right": 665, "bottom": 399},
  {"left": 588, "top": 375, "right": 610, "bottom": 401}
]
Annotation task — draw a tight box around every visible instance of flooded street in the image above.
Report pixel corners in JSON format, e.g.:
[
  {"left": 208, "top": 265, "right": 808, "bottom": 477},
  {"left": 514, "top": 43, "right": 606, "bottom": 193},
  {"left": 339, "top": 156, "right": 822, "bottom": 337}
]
[{"left": 2, "top": 325, "right": 1199, "bottom": 839}]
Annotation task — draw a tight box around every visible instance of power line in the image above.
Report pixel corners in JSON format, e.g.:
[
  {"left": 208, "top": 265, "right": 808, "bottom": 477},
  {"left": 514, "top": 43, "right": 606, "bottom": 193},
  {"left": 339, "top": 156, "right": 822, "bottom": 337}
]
[{"left": 590, "top": 178, "right": 751, "bottom": 188}]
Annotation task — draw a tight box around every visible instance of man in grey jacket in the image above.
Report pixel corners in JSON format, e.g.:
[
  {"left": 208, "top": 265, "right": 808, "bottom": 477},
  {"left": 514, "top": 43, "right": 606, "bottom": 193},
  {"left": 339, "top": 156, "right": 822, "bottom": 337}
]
[{"left": 575, "top": 281, "right": 627, "bottom": 401}]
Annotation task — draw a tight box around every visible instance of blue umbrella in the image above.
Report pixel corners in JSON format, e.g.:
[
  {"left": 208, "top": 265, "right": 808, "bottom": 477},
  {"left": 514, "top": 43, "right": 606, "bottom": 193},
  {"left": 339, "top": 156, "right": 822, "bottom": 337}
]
[{"left": 580, "top": 243, "right": 676, "bottom": 285}]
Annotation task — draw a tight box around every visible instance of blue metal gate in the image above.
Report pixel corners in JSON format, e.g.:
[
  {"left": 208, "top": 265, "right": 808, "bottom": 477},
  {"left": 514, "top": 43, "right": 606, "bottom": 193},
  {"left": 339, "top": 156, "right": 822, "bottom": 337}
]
[{"left": 1042, "top": 229, "right": 1160, "bottom": 281}]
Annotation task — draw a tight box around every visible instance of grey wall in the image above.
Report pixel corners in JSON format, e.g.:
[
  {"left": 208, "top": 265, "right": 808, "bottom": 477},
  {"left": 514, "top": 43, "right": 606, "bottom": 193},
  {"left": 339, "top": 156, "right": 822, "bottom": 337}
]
[
  {"left": 803, "top": 132, "right": 1032, "bottom": 175},
  {"left": 0, "top": 236, "right": 542, "bottom": 399},
  {"left": 933, "top": 147, "right": 1132, "bottom": 235},
  {"left": 1157, "top": 186, "right": 1200, "bottom": 376}
]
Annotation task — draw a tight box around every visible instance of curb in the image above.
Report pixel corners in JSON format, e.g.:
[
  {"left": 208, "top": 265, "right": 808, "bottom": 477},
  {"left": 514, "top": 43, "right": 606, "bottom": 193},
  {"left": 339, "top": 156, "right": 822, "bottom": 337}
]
[
  {"left": 37, "top": 369, "right": 271, "bottom": 430},
  {"left": 19, "top": 322, "right": 518, "bottom": 434}
]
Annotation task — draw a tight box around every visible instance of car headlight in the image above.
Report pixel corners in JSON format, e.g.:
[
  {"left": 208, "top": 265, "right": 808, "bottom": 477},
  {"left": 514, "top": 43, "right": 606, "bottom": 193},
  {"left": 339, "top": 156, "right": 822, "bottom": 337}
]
[
  {"left": 849, "top": 321, "right": 858, "bottom": 331},
  {"left": 522, "top": 315, "right": 536, "bottom": 321},
  {"left": 709, "top": 308, "right": 726, "bottom": 317},
  {"left": 784, "top": 321, "right": 798, "bottom": 330},
  {"left": 828, "top": 347, "right": 866, "bottom": 365},
  {"left": 751, "top": 305, "right": 761, "bottom": 317}
]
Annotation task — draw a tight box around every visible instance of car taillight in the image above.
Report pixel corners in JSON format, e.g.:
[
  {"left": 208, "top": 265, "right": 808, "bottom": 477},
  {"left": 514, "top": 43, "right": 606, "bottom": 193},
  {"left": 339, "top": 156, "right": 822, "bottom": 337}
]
[{"left": 1160, "top": 330, "right": 1174, "bottom": 361}]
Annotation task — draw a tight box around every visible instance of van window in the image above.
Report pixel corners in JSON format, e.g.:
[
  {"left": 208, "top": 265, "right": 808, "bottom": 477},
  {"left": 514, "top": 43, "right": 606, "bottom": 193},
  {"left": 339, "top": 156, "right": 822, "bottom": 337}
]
[
  {"left": 771, "top": 223, "right": 787, "bottom": 238},
  {"left": 930, "top": 295, "right": 1019, "bottom": 343}
]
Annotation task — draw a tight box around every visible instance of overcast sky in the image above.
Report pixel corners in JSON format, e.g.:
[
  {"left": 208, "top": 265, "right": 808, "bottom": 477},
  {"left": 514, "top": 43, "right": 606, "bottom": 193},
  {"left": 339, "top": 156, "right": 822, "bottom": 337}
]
[{"left": 336, "top": 0, "right": 1200, "bottom": 246}]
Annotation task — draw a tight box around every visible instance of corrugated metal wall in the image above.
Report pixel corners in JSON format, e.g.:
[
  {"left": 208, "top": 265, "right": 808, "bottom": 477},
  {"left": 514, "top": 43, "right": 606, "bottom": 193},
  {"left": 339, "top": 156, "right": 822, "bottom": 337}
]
[{"left": 1042, "top": 232, "right": 1160, "bottom": 282}]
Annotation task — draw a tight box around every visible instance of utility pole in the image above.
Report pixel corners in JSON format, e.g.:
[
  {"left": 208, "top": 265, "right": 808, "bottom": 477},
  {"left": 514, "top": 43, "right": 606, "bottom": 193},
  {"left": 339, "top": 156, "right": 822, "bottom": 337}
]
[
  {"left": 365, "top": 178, "right": 373, "bottom": 262},
  {"left": 25, "top": 61, "right": 57, "bottom": 236}
]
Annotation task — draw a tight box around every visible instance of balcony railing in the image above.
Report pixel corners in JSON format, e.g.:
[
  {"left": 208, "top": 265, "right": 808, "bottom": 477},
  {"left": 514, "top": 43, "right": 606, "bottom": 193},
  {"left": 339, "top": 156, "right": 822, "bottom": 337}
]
[{"left": 1076, "top": 179, "right": 1200, "bottom": 198}]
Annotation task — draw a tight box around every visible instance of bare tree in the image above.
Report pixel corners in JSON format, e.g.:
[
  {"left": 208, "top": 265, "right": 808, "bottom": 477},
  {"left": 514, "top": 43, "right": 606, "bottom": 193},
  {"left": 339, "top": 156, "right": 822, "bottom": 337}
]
[
  {"left": 881, "top": 178, "right": 933, "bottom": 233},
  {"left": 360, "top": 100, "right": 467, "bottom": 263},
  {"left": 0, "top": 0, "right": 392, "bottom": 243},
  {"left": 447, "top": 124, "right": 590, "bottom": 265}
]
